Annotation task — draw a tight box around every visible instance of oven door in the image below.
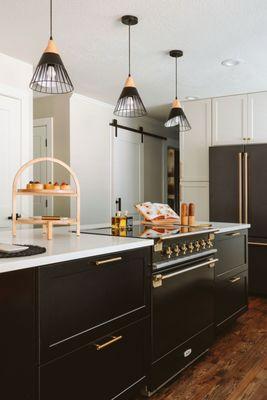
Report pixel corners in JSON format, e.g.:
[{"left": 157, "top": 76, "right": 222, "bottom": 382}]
[{"left": 152, "top": 255, "right": 217, "bottom": 361}]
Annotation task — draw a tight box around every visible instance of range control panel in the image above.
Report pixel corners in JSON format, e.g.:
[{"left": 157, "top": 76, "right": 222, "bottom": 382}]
[{"left": 153, "top": 232, "right": 215, "bottom": 264}]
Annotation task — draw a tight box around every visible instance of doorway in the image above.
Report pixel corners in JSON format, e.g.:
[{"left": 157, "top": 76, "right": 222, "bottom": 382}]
[{"left": 33, "top": 118, "right": 53, "bottom": 216}]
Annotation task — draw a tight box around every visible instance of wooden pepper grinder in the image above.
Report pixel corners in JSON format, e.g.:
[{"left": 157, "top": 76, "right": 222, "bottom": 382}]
[
  {"left": 188, "top": 203, "right": 196, "bottom": 226},
  {"left": 181, "top": 203, "right": 189, "bottom": 226}
]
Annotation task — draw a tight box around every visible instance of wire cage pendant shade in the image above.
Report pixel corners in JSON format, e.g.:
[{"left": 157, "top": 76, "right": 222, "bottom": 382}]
[
  {"left": 114, "top": 15, "right": 147, "bottom": 118},
  {"left": 30, "top": 0, "right": 74, "bottom": 94},
  {"left": 165, "top": 50, "right": 191, "bottom": 131}
]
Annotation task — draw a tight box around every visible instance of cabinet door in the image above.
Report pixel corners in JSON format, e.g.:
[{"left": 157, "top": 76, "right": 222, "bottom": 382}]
[
  {"left": 248, "top": 92, "right": 267, "bottom": 143},
  {"left": 180, "top": 99, "right": 211, "bottom": 181},
  {"left": 0, "top": 270, "right": 36, "bottom": 400},
  {"left": 180, "top": 181, "right": 209, "bottom": 221},
  {"left": 212, "top": 95, "right": 247, "bottom": 145},
  {"left": 39, "top": 319, "right": 148, "bottom": 400},
  {"left": 209, "top": 145, "right": 244, "bottom": 222}
]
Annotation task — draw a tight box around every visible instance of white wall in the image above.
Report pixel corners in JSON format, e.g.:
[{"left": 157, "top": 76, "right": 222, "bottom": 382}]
[
  {"left": 33, "top": 95, "right": 71, "bottom": 216},
  {"left": 70, "top": 93, "right": 170, "bottom": 224},
  {"left": 0, "top": 52, "right": 33, "bottom": 220}
]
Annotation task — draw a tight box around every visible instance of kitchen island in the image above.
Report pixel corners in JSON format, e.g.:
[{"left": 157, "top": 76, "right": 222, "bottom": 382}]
[{"left": 0, "top": 222, "right": 249, "bottom": 400}]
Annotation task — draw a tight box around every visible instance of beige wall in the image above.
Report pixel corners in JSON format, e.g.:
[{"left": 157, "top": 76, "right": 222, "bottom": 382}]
[{"left": 33, "top": 95, "right": 71, "bottom": 216}]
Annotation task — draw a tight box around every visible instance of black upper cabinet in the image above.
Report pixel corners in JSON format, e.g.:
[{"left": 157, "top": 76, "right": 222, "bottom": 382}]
[
  {"left": 39, "top": 247, "right": 151, "bottom": 362},
  {"left": 0, "top": 269, "right": 36, "bottom": 400},
  {"left": 209, "top": 145, "right": 243, "bottom": 222}
]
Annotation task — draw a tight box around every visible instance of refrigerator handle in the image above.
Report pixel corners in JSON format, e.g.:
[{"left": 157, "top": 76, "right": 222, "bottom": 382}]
[
  {"left": 243, "top": 152, "right": 248, "bottom": 224},
  {"left": 238, "top": 152, "right": 243, "bottom": 223}
]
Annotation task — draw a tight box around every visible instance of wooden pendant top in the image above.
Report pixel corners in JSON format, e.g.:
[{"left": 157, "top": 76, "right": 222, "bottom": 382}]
[
  {"left": 172, "top": 98, "right": 181, "bottom": 108},
  {"left": 44, "top": 39, "right": 59, "bottom": 54},
  {"left": 125, "top": 75, "right": 136, "bottom": 88}
]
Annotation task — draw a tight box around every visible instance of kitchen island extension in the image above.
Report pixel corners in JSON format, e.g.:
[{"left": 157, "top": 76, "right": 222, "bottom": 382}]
[{"left": 0, "top": 222, "right": 249, "bottom": 399}]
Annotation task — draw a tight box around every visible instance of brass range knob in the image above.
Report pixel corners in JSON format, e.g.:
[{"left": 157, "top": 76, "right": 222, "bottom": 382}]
[
  {"left": 174, "top": 245, "right": 181, "bottom": 256},
  {"left": 200, "top": 239, "right": 206, "bottom": 249},
  {"left": 181, "top": 243, "right": 187, "bottom": 255},
  {"left": 188, "top": 242, "right": 194, "bottom": 253},
  {"left": 165, "top": 246, "right": 173, "bottom": 258},
  {"left": 207, "top": 239, "right": 213, "bottom": 248},
  {"left": 195, "top": 241, "right": 200, "bottom": 252}
]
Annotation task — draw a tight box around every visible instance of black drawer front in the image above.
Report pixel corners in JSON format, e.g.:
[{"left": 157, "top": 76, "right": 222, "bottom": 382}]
[
  {"left": 148, "top": 325, "right": 214, "bottom": 394},
  {"left": 215, "top": 230, "right": 247, "bottom": 277},
  {"left": 39, "top": 318, "right": 149, "bottom": 400},
  {"left": 38, "top": 248, "right": 151, "bottom": 362},
  {"left": 216, "top": 270, "right": 248, "bottom": 329}
]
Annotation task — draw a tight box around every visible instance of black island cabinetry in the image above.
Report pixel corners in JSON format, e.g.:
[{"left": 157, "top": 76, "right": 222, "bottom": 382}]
[
  {"left": 0, "top": 228, "right": 249, "bottom": 400},
  {"left": 214, "top": 230, "right": 248, "bottom": 332}
]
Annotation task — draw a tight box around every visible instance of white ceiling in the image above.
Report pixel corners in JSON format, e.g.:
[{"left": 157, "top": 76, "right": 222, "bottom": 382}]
[{"left": 1, "top": 0, "right": 267, "bottom": 120}]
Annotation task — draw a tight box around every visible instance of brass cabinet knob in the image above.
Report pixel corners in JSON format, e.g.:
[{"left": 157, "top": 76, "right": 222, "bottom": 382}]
[
  {"left": 188, "top": 242, "right": 194, "bottom": 253},
  {"left": 174, "top": 245, "right": 180, "bottom": 256},
  {"left": 166, "top": 246, "right": 173, "bottom": 258},
  {"left": 200, "top": 239, "right": 206, "bottom": 249},
  {"left": 195, "top": 241, "right": 200, "bottom": 251}
]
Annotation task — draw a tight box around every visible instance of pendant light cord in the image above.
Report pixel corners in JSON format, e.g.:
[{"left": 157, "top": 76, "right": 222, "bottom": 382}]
[
  {"left": 50, "top": 0, "right": 53, "bottom": 39},
  {"left": 128, "top": 25, "right": 131, "bottom": 76},
  {"left": 175, "top": 56, "right": 178, "bottom": 99}
]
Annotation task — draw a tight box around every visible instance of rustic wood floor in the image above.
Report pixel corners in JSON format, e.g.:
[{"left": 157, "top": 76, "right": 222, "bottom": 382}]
[{"left": 138, "top": 297, "right": 267, "bottom": 400}]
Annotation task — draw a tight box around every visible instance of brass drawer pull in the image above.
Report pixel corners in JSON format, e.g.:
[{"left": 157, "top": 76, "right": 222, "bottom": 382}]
[
  {"left": 94, "top": 335, "right": 123, "bottom": 351},
  {"left": 226, "top": 232, "right": 241, "bottom": 237},
  {"left": 230, "top": 276, "right": 241, "bottom": 284},
  {"left": 95, "top": 256, "right": 122, "bottom": 266}
]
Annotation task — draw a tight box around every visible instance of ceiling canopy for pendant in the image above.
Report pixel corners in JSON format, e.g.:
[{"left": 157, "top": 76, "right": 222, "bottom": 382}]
[
  {"left": 30, "top": 0, "right": 74, "bottom": 94},
  {"left": 114, "top": 15, "right": 147, "bottom": 118},
  {"left": 165, "top": 50, "right": 191, "bottom": 131}
]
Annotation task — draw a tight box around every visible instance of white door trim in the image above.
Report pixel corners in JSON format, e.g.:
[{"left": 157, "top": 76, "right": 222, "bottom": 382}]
[{"left": 0, "top": 83, "right": 32, "bottom": 220}]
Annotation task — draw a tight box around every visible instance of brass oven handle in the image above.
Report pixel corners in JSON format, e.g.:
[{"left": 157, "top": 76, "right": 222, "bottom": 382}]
[
  {"left": 238, "top": 152, "right": 243, "bottom": 223},
  {"left": 243, "top": 152, "right": 248, "bottom": 224},
  {"left": 226, "top": 232, "right": 241, "bottom": 237},
  {"left": 94, "top": 335, "right": 123, "bottom": 351},
  {"left": 229, "top": 276, "right": 241, "bottom": 284},
  {"left": 153, "top": 258, "right": 219, "bottom": 288},
  {"left": 95, "top": 257, "right": 122, "bottom": 266}
]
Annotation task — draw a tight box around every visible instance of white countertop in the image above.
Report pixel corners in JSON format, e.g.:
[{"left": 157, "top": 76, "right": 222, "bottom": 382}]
[
  {"left": 0, "top": 222, "right": 250, "bottom": 274},
  {"left": 0, "top": 227, "right": 153, "bottom": 274},
  {"left": 210, "top": 222, "right": 250, "bottom": 233}
]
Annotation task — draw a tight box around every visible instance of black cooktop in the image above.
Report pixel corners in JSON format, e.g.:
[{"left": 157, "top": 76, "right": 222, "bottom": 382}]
[{"left": 80, "top": 223, "right": 214, "bottom": 240}]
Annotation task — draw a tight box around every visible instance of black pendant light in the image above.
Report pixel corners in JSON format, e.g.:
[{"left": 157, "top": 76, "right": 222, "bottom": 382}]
[
  {"left": 114, "top": 15, "right": 147, "bottom": 118},
  {"left": 30, "top": 0, "right": 74, "bottom": 94},
  {"left": 165, "top": 50, "right": 191, "bottom": 131}
]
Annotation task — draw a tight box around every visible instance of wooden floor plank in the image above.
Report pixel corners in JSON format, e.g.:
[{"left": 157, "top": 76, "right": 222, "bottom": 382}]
[{"left": 136, "top": 297, "right": 267, "bottom": 400}]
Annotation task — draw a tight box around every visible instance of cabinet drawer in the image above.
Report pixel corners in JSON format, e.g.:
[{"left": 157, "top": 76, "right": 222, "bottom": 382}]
[
  {"left": 215, "top": 230, "right": 247, "bottom": 277},
  {"left": 149, "top": 325, "right": 214, "bottom": 394},
  {"left": 38, "top": 248, "right": 151, "bottom": 362},
  {"left": 216, "top": 270, "right": 248, "bottom": 330},
  {"left": 39, "top": 318, "right": 148, "bottom": 400}
]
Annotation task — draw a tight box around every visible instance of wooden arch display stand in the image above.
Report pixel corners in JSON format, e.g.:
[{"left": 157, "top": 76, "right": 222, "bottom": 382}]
[{"left": 12, "top": 157, "right": 80, "bottom": 240}]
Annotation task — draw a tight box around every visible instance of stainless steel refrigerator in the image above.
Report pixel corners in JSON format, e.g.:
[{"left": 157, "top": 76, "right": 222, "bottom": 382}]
[{"left": 210, "top": 144, "right": 267, "bottom": 295}]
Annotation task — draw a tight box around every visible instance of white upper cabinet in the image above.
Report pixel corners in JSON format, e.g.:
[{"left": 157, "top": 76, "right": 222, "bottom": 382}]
[
  {"left": 180, "top": 99, "right": 211, "bottom": 181},
  {"left": 248, "top": 92, "right": 267, "bottom": 143},
  {"left": 212, "top": 95, "right": 248, "bottom": 145}
]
